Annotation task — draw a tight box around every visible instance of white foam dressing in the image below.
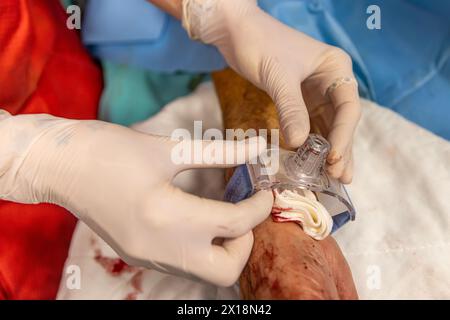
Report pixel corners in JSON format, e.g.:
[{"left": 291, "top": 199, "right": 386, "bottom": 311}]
[{"left": 272, "top": 189, "right": 333, "bottom": 240}]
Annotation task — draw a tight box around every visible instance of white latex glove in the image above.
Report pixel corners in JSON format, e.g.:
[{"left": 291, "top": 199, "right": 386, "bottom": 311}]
[
  {"left": 182, "top": 0, "right": 361, "bottom": 183},
  {"left": 0, "top": 110, "right": 273, "bottom": 286}
]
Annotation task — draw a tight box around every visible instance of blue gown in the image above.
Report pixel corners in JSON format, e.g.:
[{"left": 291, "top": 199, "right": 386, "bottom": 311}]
[{"left": 82, "top": 0, "right": 450, "bottom": 139}]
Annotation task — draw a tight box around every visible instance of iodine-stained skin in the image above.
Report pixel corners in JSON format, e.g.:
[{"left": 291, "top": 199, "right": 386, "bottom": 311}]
[
  {"left": 213, "top": 68, "right": 358, "bottom": 300},
  {"left": 240, "top": 219, "right": 357, "bottom": 299}
]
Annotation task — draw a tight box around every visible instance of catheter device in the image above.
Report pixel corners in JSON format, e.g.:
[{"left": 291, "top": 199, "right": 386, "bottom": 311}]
[{"left": 246, "top": 134, "right": 355, "bottom": 230}]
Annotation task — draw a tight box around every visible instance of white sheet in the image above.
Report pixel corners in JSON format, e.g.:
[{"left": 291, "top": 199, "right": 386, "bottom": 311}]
[{"left": 57, "top": 82, "right": 450, "bottom": 300}]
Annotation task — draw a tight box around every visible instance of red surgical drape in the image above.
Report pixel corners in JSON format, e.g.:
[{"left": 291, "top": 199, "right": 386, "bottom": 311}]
[{"left": 0, "top": 0, "right": 102, "bottom": 299}]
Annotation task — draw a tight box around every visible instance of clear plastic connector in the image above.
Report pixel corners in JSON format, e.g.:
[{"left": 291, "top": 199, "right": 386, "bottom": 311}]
[{"left": 246, "top": 134, "right": 356, "bottom": 222}]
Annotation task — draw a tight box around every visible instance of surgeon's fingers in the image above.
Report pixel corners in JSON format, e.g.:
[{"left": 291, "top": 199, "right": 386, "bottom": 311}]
[
  {"left": 270, "top": 74, "right": 310, "bottom": 149},
  {"left": 326, "top": 79, "right": 361, "bottom": 167},
  {"left": 340, "top": 153, "right": 353, "bottom": 184},
  {"left": 171, "top": 136, "right": 267, "bottom": 171},
  {"left": 204, "top": 231, "right": 255, "bottom": 287},
  {"left": 327, "top": 143, "right": 352, "bottom": 181},
  {"left": 174, "top": 188, "right": 273, "bottom": 238},
  {"left": 212, "top": 190, "right": 274, "bottom": 238},
  {"left": 172, "top": 189, "right": 272, "bottom": 286}
]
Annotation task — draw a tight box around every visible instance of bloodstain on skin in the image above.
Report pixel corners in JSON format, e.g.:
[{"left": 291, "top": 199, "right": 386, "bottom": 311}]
[
  {"left": 270, "top": 279, "right": 282, "bottom": 296},
  {"left": 245, "top": 241, "right": 279, "bottom": 297},
  {"left": 94, "top": 249, "right": 136, "bottom": 276},
  {"left": 262, "top": 244, "right": 276, "bottom": 261}
]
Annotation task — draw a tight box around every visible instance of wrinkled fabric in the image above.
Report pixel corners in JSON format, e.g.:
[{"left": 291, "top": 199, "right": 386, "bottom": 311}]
[
  {"left": 59, "top": 82, "right": 450, "bottom": 299},
  {"left": 0, "top": 0, "right": 102, "bottom": 299},
  {"left": 82, "top": 0, "right": 450, "bottom": 139}
]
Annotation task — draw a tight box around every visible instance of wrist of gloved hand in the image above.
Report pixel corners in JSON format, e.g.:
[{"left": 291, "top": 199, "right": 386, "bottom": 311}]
[
  {"left": 182, "top": 1, "right": 361, "bottom": 183},
  {"left": 0, "top": 111, "right": 91, "bottom": 213},
  {"left": 182, "top": 0, "right": 258, "bottom": 44}
]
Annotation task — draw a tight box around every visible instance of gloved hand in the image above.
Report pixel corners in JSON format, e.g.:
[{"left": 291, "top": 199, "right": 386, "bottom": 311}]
[
  {"left": 0, "top": 110, "right": 273, "bottom": 286},
  {"left": 182, "top": 0, "right": 361, "bottom": 183}
]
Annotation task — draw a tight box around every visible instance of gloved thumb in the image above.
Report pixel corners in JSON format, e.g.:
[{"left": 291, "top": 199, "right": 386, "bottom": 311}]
[
  {"left": 269, "top": 79, "right": 310, "bottom": 149},
  {"left": 208, "top": 231, "right": 255, "bottom": 287}
]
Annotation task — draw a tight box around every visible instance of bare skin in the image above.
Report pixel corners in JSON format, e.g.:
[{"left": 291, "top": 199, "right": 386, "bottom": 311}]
[{"left": 240, "top": 218, "right": 357, "bottom": 299}]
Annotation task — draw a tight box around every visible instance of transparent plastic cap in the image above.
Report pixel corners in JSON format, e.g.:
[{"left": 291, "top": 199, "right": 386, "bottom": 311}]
[{"left": 246, "top": 134, "right": 356, "bottom": 221}]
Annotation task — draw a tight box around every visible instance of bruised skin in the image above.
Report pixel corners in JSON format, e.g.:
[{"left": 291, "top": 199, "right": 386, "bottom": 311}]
[{"left": 213, "top": 68, "right": 358, "bottom": 300}]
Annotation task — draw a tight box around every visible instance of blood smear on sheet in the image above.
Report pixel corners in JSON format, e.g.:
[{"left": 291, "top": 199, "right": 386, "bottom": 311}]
[{"left": 94, "top": 249, "right": 137, "bottom": 276}]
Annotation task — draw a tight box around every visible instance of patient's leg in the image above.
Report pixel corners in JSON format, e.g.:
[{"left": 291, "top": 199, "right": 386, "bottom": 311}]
[
  {"left": 240, "top": 218, "right": 357, "bottom": 299},
  {"left": 213, "top": 69, "right": 358, "bottom": 300}
]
